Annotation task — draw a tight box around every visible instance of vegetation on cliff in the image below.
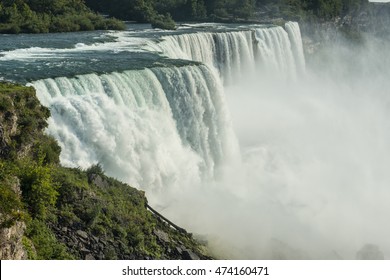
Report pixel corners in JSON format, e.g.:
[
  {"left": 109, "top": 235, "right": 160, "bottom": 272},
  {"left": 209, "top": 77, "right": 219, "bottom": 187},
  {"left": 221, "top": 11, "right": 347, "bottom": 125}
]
[
  {"left": 0, "top": 82, "right": 210, "bottom": 260},
  {"left": 0, "top": 0, "right": 125, "bottom": 34}
]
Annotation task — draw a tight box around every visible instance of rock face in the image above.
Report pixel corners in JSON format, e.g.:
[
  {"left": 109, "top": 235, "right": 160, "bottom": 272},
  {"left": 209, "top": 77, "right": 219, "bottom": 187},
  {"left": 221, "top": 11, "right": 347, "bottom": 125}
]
[
  {"left": 0, "top": 180, "right": 27, "bottom": 260},
  {"left": 0, "top": 170, "right": 27, "bottom": 260},
  {"left": 349, "top": 3, "right": 390, "bottom": 38},
  {"left": 0, "top": 221, "right": 27, "bottom": 260},
  {"left": 49, "top": 218, "right": 209, "bottom": 260}
]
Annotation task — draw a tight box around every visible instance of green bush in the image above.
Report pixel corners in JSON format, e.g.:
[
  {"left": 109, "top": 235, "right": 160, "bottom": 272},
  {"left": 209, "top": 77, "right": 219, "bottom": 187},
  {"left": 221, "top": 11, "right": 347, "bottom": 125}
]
[
  {"left": 105, "top": 18, "right": 126, "bottom": 30},
  {"left": 0, "top": 162, "right": 24, "bottom": 227},
  {"left": 151, "top": 13, "right": 176, "bottom": 30},
  {"left": 0, "top": 1, "right": 124, "bottom": 34},
  {"left": 18, "top": 159, "right": 58, "bottom": 219},
  {"left": 25, "top": 219, "right": 73, "bottom": 259},
  {"left": 86, "top": 163, "right": 104, "bottom": 177},
  {"left": 75, "top": 15, "right": 95, "bottom": 31}
]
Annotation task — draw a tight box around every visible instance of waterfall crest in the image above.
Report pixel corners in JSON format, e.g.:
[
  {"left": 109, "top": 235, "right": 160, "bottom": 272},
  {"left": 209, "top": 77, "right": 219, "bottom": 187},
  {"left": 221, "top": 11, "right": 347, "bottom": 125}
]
[{"left": 147, "top": 22, "right": 305, "bottom": 81}]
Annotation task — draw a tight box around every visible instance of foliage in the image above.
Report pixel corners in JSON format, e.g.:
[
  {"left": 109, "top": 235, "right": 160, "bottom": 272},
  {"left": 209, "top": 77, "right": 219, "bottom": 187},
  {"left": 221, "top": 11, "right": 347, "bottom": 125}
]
[
  {"left": 151, "top": 13, "right": 176, "bottom": 30},
  {"left": 0, "top": 0, "right": 125, "bottom": 34},
  {"left": 52, "top": 165, "right": 163, "bottom": 258},
  {"left": 85, "top": 0, "right": 257, "bottom": 27},
  {"left": 0, "top": 0, "right": 372, "bottom": 33},
  {"left": 0, "top": 161, "right": 24, "bottom": 227},
  {"left": 17, "top": 157, "right": 59, "bottom": 219},
  {"left": 24, "top": 219, "right": 73, "bottom": 259}
]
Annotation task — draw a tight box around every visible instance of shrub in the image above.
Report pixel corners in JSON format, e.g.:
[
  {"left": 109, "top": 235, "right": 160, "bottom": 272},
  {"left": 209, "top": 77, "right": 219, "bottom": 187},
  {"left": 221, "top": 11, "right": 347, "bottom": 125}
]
[
  {"left": 25, "top": 219, "right": 73, "bottom": 259},
  {"left": 151, "top": 13, "right": 176, "bottom": 30},
  {"left": 86, "top": 163, "right": 104, "bottom": 177},
  {"left": 18, "top": 159, "right": 58, "bottom": 219},
  {"left": 0, "top": 171, "right": 24, "bottom": 227}
]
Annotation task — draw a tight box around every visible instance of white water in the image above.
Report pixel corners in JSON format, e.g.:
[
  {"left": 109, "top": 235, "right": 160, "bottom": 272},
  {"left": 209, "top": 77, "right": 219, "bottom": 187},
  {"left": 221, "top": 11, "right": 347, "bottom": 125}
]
[
  {"left": 32, "top": 22, "right": 390, "bottom": 259},
  {"left": 147, "top": 23, "right": 305, "bottom": 82},
  {"left": 33, "top": 65, "right": 239, "bottom": 202}
]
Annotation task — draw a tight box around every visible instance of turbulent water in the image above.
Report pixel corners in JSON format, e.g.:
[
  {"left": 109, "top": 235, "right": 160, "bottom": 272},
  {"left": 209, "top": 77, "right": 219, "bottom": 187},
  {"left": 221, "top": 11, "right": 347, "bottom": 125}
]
[{"left": 1, "top": 22, "right": 390, "bottom": 259}]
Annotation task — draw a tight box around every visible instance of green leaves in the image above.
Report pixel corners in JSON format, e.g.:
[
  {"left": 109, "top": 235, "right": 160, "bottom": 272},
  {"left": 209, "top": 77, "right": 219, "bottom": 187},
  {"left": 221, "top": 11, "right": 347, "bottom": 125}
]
[
  {"left": 24, "top": 219, "right": 73, "bottom": 259},
  {"left": 84, "top": 0, "right": 257, "bottom": 26},
  {"left": 0, "top": 0, "right": 125, "bottom": 34},
  {"left": 18, "top": 158, "right": 59, "bottom": 219}
]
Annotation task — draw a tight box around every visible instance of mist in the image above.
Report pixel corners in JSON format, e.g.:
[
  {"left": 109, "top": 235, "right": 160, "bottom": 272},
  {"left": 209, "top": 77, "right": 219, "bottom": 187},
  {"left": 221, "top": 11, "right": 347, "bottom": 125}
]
[{"left": 157, "top": 32, "right": 390, "bottom": 259}]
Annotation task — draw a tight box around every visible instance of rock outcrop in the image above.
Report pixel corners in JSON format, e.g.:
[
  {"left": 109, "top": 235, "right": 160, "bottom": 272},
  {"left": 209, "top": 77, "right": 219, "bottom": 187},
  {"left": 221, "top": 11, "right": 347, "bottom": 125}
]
[
  {"left": 0, "top": 221, "right": 27, "bottom": 260},
  {"left": 0, "top": 179, "right": 27, "bottom": 260}
]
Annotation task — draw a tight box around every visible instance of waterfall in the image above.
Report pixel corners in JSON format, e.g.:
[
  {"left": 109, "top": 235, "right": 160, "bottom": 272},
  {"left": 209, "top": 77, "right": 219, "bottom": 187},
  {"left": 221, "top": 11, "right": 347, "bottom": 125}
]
[
  {"left": 30, "top": 21, "right": 306, "bottom": 204},
  {"left": 25, "top": 20, "right": 390, "bottom": 259},
  {"left": 284, "top": 22, "right": 306, "bottom": 74},
  {"left": 147, "top": 22, "right": 305, "bottom": 81},
  {"left": 29, "top": 22, "right": 344, "bottom": 258},
  {"left": 32, "top": 65, "right": 239, "bottom": 193},
  {"left": 149, "top": 30, "right": 255, "bottom": 82}
]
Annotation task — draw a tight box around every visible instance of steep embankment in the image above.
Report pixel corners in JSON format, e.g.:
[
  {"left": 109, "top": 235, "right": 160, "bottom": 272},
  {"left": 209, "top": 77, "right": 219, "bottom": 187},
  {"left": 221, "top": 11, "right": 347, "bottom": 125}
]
[{"left": 0, "top": 82, "right": 210, "bottom": 260}]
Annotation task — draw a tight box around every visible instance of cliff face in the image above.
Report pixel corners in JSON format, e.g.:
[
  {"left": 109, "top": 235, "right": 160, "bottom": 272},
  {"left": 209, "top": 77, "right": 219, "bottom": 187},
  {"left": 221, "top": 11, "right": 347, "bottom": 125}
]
[
  {"left": 0, "top": 82, "right": 210, "bottom": 260},
  {"left": 333, "top": 3, "right": 390, "bottom": 38},
  {"left": 0, "top": 221, "right": 27, "bottom": 260},
  {"left": 0, "top": 178, "right": 27, "bottom": 260},
  {"left": 0, "top": 83, "right": 42, "bottom": 260}
]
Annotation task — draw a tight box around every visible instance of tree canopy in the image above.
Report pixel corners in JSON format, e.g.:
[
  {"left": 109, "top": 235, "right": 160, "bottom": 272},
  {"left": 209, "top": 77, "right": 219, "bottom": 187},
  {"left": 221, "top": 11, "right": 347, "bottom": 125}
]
[
  {"left": 0, "top": 0, "right": 125, "bottom": 33},
  {"left": 0, "top": 0, "right": 370, "bottom": 33}
]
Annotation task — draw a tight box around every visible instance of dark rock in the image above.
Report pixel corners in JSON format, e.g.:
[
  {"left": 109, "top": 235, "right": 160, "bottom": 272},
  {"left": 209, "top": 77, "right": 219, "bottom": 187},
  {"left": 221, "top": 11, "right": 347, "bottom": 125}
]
[
  {"left": 76, "top": 230, "right": 88, "bottom": 240},
  {"left": 81, "top": 247, "right": 90, "bottom": 254},
  {"left": 182, "top": 249, "right": 200, "bottom": 260},
  {"left": 175, "top": 246, "right": 183, "bottom": 255},
  {"left": 107, "top": 239, "right": 115, "bottom": 245},
  {"left": 85, "top": 254, "right": 95, "bottom": 260},
  {"left": 89, "top": 174, "right": 109, "bottom": 189},
  {"left": 154, "top": 229, "right": 170, "bottom": 243}
]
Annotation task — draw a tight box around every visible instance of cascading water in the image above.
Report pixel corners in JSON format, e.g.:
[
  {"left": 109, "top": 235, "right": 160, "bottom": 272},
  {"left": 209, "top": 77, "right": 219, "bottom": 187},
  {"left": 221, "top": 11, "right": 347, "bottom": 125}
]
[
  {"left": 32, "top": 65, "right": 240, "bottom": 202},
  {"left": 2, "top": 20, "right": 386, "bottom": 259},
  {"left": 148, "top": 23, "right": 305, "bottom": 81}
]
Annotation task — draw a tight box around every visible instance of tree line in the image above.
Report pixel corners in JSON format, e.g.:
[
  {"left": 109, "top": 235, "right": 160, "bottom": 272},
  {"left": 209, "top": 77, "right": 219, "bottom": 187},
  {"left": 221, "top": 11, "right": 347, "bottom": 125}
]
[
  {"left": 0, "top": 0, "right": 370, "bottom": 33},
  {"left": 0, "top": 0, "right": 125, "bottom": 33}
]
